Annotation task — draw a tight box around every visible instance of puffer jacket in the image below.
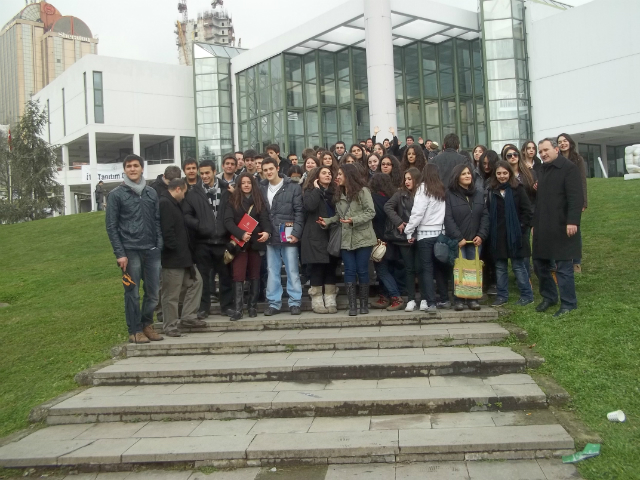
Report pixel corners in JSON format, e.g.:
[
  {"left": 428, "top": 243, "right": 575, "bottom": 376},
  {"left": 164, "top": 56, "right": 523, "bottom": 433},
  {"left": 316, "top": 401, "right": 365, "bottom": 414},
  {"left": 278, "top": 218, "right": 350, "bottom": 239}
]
[
  {"left": 259, "top": 177, "right": 304, "bottom": 246},
  {"left": 324, "top": 187, "right": 377, "bottom": 251},
  {"left": 444, "top": 187, "right": 490, "bottom": 243},
  {"left": 105, "top": 182, "right": 162, "bottom": 258},
  {"left": 182, "top": 178, "right": 231, "bottom": 245},
  {"left": 404, "top": 184, "right": 446, "bottom": 240}
]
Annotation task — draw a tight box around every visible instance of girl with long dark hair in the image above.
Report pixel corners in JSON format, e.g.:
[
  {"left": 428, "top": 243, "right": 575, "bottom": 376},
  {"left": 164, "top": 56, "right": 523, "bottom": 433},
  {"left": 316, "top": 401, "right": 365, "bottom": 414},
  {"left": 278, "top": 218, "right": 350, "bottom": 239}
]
[
  {"left": 350, "top": 144, "right": 367, "bottom": 168},
  {"left": 444, "top": 164, "right": 489, "bottom": 311},
  {"left": 472, "top": 144, "right": 487, "bottom": 171},
  {"left": 478, "top": 149, "right": 500, "bottom": 295},
  {"left": 302, "top": 167, "right": 340, "bottom": 314},
  {"left": 384, "top": 167, "right": 422, "bottom": 311},
  {"left": 223, "top": 173, "right": 271, "bottom": 320},
  {"left": 558, "top": 133, "right": 587, "bottom": 273},
  {"left": 317, "top": 164, "right": 377, "bottom": 316},
  {"left": 405, "top": 164, "right": 448, "bottom": 312},
  {"left": 380, "top": 154, "right": 403, "bottom": 187},
  {"left": 401, "top": 144, "right": 427, "bottom": 173},
  {"left": 367, "top": 153, "right": 381, "bottom": 177},
  {"left": 320, "top": 150, "right": 339, "bottom": 177},
  {"left": 487, "top": 161, "right": 534, "bottom": 307},
  {"left": 369, "top": 173, "right": 405, "bottom": 311},
  {"left": 520, "top": 140, "right": 542, "bottom": 172},
  {"left": 502, "top": 144, "right": 537, "bottom": 204}
]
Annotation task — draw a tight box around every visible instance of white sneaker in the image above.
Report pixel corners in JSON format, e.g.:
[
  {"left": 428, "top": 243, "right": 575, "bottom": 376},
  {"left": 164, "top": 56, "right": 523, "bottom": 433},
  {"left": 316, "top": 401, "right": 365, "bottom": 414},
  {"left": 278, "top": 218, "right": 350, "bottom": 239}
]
[
  {"left": 420, "top": 300, "right": 428, "bottom": 311},
  {"left": 405, "top": 300, "right": 416, "bottom": 312}
]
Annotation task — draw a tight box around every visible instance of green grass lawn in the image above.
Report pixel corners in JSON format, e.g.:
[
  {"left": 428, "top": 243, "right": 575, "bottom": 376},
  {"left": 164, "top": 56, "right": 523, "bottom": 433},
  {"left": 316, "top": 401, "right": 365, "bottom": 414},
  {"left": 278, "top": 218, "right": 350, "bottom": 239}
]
[{"left": 0, "top": 178, "right": 638, "bottom": 479}]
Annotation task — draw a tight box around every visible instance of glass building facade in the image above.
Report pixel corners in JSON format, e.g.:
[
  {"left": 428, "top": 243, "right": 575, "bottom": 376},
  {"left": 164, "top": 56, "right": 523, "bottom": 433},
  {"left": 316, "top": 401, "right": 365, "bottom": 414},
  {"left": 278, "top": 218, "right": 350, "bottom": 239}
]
[{"left": 232, "top": 39, "right": 486, "bottom": 154}]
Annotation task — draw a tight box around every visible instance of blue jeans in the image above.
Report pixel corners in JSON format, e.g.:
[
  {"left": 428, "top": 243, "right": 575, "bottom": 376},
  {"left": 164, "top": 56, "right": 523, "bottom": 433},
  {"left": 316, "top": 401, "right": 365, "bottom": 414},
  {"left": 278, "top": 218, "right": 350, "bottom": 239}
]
[
  {"left": 495, "top": 258, "right": 533, "bottom": 302},
  {"left": 417, "top": 238, "right": 448, "bottom": 306},
  {"left": 341, "top": 247, "right": 373, "bottom": 284},
  {"left": 375, "top": 259, "right": 400, "bottom": 297},
  {"left": 123, "top": 248, "right": 161, "bottom": 334},
  {"left": 266, "top": 245, "right": 302, "bottom": 310},
  {"left": 534, "top": 259, "right": 577, "bottom": 309}
]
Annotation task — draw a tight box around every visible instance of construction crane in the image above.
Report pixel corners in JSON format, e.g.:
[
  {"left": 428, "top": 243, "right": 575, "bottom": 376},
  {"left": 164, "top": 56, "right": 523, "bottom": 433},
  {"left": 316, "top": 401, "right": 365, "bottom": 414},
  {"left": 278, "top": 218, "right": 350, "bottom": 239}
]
[{"left": 177, "top": 1, "right": 191, "bottom": 66}]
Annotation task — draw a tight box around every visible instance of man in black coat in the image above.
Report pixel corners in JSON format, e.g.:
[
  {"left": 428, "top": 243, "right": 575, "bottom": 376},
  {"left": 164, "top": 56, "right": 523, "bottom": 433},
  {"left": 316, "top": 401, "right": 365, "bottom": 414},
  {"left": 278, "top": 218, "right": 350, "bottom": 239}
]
[
  {"left": 182, "top": 158, "right": 234, "bottom": 319},
  {"left": 533, "top": 138, "right": 583, "bottom": 317},
  {"left": 432, "top": 133, "right": 472, "bottom": 186},
  {"left": 159, "top": 179, "right": 206, "bottom": 336}
]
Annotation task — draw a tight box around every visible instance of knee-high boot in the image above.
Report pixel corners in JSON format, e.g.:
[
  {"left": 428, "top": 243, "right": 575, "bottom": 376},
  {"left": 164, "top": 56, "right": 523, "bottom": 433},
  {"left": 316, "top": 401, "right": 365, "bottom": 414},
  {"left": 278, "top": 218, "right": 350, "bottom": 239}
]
[
  {"left": 359, "top": 283, "right": 370, "bottom": 315},
  {"left": 230, "top": 282, "right": 244, "bottom": 321},
  {"left": 346, "top": 283, "right": 357, "bottom": 316},
  {"left": 248, "top": 279, "right": 260, "bottom": 317}
]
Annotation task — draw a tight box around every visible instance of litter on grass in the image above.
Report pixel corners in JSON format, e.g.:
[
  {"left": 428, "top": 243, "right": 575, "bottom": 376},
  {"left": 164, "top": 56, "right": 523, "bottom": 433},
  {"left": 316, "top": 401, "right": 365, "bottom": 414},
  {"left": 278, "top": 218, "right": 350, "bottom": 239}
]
[{"left": 562, "top": 444, "right": 601, "bottom": 464}]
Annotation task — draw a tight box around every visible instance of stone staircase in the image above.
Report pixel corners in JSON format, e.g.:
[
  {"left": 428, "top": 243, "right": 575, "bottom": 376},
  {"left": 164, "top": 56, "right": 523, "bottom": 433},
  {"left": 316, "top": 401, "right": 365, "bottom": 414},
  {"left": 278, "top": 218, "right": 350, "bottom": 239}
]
[{"left": 0, "top": 306, "right": 578, "bottom": 475}]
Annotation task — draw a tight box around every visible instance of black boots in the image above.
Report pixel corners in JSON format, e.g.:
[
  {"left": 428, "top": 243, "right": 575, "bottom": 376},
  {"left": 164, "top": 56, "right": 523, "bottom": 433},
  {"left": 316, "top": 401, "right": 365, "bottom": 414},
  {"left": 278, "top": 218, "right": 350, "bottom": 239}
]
[
  {"left": 359, "top": 283, "right": 369, "bottom": 315},
  {"left": 346, "top": 282, "right": 357, "bottom": 316},
  {"left": 248, "top": 279, "right": 260, "bottom": 318},
  {"left": 230, "top": 282, "right": 244, "bottom": 321}
]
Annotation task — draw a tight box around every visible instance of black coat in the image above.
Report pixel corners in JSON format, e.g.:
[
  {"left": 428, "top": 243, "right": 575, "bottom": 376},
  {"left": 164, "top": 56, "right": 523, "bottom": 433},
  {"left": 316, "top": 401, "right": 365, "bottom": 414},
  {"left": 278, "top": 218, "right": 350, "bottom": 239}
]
[
  {"left": 159, "top": 191, "right": 193, "bottom": 269},
  {"left": 383, "top": 190, "right": 414, "bottom": 245},
  {"left": 301, "top": 186, "right": 335, "bottom": 264},
  {"left": 432, "top": 149, "right": 471, "bottom": 187},
  {"left": 444, "top": 188, "right": 490, "bottom": 243},
  {"left": 371, "top": 192, "right": 398, "bottom": 261},
  {"left": 532, "top": 156, "right": 583, "bottom": 260},
  {"left": 223, "top": 194, "right": 271, "bottom": 252},
  {"left": 259, "top": 177, "right": 304, "bottom": 246},
  {"left": 182, "top": 178, "right": 231, "bottom": 245},
  {"left": 151, "top": 174, "right": 168, "bottom": 196},
  {"left": 488, "top": 184, "right": 533, "bottom": 259}
]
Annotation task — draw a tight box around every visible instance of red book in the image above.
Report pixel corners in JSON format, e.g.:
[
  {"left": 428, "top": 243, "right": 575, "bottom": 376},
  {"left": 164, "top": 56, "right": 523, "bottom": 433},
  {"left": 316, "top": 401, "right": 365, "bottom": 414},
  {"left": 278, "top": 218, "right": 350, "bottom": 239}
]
[{"left": 230, "top": 213, "right": 259, "bottom": 247}]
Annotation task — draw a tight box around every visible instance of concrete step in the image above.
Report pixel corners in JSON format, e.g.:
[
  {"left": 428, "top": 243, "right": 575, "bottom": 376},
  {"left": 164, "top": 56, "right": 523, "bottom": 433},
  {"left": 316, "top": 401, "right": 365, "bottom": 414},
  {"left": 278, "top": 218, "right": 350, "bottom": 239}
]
[
  {"left": 1, "top": 412, "right": 574, "bottom": 468},
  {"left": 89, "top": 346, "right": 527, "bottom": 386},
  {"left": 50, "top": 373, "right": 543, "bottom": 423},
  {"left": 168, "top": 308, "right": 498, "bottom": 333},
  {"left": 125, "top": 323, "right": 510, "bottom": 357}
]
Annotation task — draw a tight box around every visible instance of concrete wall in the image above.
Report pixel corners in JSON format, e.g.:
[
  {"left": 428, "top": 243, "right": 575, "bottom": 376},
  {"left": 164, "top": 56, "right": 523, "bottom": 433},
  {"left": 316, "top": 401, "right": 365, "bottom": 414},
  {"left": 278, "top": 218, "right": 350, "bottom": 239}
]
[{"left": 527, "top": 0, "right": 640, "bottom": 139}]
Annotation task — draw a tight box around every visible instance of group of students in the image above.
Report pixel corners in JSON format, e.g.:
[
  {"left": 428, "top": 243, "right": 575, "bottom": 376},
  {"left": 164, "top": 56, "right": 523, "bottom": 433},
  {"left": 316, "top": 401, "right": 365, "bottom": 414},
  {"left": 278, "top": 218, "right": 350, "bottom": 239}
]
[{"left": 105, "top": 130, "right": 585, "bottom": 343}]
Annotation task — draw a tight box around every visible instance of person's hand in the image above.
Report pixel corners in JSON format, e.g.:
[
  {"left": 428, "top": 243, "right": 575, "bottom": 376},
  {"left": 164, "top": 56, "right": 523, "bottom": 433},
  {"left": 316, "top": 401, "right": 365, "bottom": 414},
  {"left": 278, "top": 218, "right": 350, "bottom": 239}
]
[
  {"left": 316, "top": 216, "right": 327, "bottom": 227},
  {"left": 418, "top": 137, "right": 424, "bottom": 145},
  {"left": 227, "top": 185, "right": 235, "bottom": 194},
  {"left": 408, "top": 238, "right": 415, "bottom": 244},
  {"left": 287, "top": 235, "right": 299, "bottom": 244},
  {"left": 340, "top": 218, "right": 353, "bottom": 224},
  {"left": 473, "top": 236, "right": 482, "bottom": 246},
  {"left": 398, "top": 139, "right": 403, "bottom": 145},
  {"left": 389, "top": 127, "right": 395, "bottom": 135},
  {"left": 257, "top": 232, "right": 269, "bottom": 242},
  {"left": 117, "top": 257, "right": 128, "bottom": 271},
  {"left": 458, "top": 239, "right": 467, "bottom": 248},
  {"left": 314, "top": 179, "right": 320, "bottom": 189},
  {"left": 374, "top": 126, "right": 380, "bottom": 135},
  {"left": 533, "top": 182, "right": 538, "bottom": 191},
  {"left": 397, "top": 222, "right": 406, "bottom": 233},
  {"left": 567, "top": 225, "right": 578, "bottom": 237},
  {"left": 242, "top": 232, "right": 252, "bottom": 242},
  {"left": 582, "top": 207, "right": 586, "bottom": 212}
]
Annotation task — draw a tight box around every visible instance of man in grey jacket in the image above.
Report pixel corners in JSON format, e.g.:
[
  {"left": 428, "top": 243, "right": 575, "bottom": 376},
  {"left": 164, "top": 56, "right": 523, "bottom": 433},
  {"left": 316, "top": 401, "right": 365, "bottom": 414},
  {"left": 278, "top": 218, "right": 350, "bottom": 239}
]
[
  {"left": 432, "top": 133, "right": 471, "bottom": 186},
  {"left": 259, "top": 157, "right": 304, "bottom": 316},
  {"left": 105, "top": 154, "right": 164, "bottom": 344}
]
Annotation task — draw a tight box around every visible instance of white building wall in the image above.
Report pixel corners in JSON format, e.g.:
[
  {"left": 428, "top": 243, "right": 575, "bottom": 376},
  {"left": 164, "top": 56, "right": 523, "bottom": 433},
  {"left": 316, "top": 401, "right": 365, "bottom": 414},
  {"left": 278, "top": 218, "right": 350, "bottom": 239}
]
[{"left": 527, "top": 0, "right": 640, "bottom": 140}]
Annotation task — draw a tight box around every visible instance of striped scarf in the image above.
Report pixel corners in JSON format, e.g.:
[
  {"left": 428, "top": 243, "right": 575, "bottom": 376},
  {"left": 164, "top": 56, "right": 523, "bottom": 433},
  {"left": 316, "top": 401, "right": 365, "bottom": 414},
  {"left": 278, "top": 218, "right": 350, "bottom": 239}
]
[{"left": 203, "top": 179, "right": 221, "bottom": 218}]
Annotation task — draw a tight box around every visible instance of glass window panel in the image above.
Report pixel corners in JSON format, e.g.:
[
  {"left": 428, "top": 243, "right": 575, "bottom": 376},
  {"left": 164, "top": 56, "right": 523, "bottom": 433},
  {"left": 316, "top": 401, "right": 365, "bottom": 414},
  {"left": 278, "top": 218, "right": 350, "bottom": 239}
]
[
  {"left": 94, "top": 90, "right": 103, "bottom": 106},
  {"left": 220, "top": 107, "right": 231, "bottom": 123},
  {"left": 285, "top": 55, "right": 302, "bottom": 82},
  {"left": 458, "top": 70, "right": 473, "bottom": 95},
  {"left": 93, "top": 71, "right": 102, "bottom": 89},
  {"left": 306, "top": 82, "right": 318, "bottom": 107},
  {"left": 460, "top": 98, "right": 474, "bottom": 124},
  {"left": 440, "top": 71, "right": 454, "bottom": 97},
  {"left": 405, "top": 44, "right": 419, "bottom": 75},
  {"left": 424, "top": 72, "right": 438, "bottom": 98},
  {"left": 407, "top": 101, "right": 421, "bottom": 128},
  {"left": 396, "top": 104, "right": 406, "bottom": 130},
  {"left": 219, "top": 90, "right": 230, "bottom": 107},
  {"left": 518, "top": 103, "right": 530, "bottom": 122},
  {"left": 195, "top": 57, "right": 217, "bottom": 75},
  {"left": 261, "top": 115, "right": 271, "bottom": 148},
  {"left": 289, "top": 136, "right": 305, "bottom": 156},
  {"left": 439, "top": 42, "right": 454, "bottom": 69},
  {"left": 489, "top": 99, "right": 518, "bottom": 119},
  {"left": 514, "top": 39, "right": 525, "bottom": 59},
  {"left": 306, "top": 109, "right": 319, "bottom": 135},
  {"left": 340, "top": 107, "right": 353, "bottom": 135},
  {"left": 484, "top": 39, "right": 514, "bottom": 60},
  {"left": 426, "top": 126, "right": 441, "bottom": 144},
  {"left": 477, "top": 123, "right": 487, "bottom": 146},
  {"left": 319, "top": 52, "right": 337, "bottom": 105},
  {"left": 472, "top": 40, "right": 482, "bottom": 68},
  {"left": 288, "top": 110, "right": 304, "bottom": 136},
  {"left": 461, "top": 123, "right": 475, "bottom": 149},
  {"left": 241, "top": 123, "right": 248, "bottom": 148},
  {"left": 483, "top": 0, "right": 513, "bottom": 20},
  {"left": 339, "top": 79, "right": 351, "bottom": 105},
  {"left": 352, "top": 49, "right": 368, "bottom": 102},
  {"left": 247, "top": 67, "right": 256, "bottom": 91},
  {"left": 490, "top": 119, "right": 519, "bottom": 140},
  {"left": 259, "top": 88, "right": 270, "bottom": 114},
  {"left": 308, "top": 134, "right": 320, "bottom": 148},
  {"left": 270, "top": 56, "right": 282, "bottom": 82},
  {"left": 272, "top": 82, "right": 283, "bottom": 111},
  {"left": 356, "top": 105, "right": 370, "bottom": 141},
  {"left": 197, "top": 90, "right": 219, "bottom": 108},
  {"left": 485, "top": 59, "right": 515, "bottom": 80},
  {"left": 441, "top": 100, "right": 457, "bottom": 126},
  {"left": 457, "top": 41, "right": 472, "bottom": 70},
  {"left": 488, "top": 79, "right": 517, "bottom": 99},
  {"left": 197, "top": 107, "right": 219, "bottom": 123},
  {"left": 94, "top": 107, "right": 104, "bottom": 124},
  {"left": 395, "top": 73, "right": 404, "bottom": 101},
  {"left": 515, "top": 59, "right": 527, "bottom": 80},
  {"left": 425, "top": 100, "right": 440, "bottom": 126},
  {"left": 196, "top": 75, "right": 216, "bottom": 91},
  {"left": 512, "top": 0, "right": 524, "bottom": 20},
  {"left": 474, "top": 70, "right": 485, "bottom": 95},
  {"left": 512, "top": 20, "right": 524, "bottom": 40},
  {"left": 406, "top": 76, "right": 420, "bottom": 99},
  {"left": 304, "top": 54, "right": 317, "bottom": 81},
  {"left": 394, "top": 47, "right": 403, "bottom": 75},
  {"left": 249, "top": 119, "right": 259, "bottom": 147},
  {"left": 476, "top": 98, "right": 486, "bottom": 123},
  {"left": 422, "top": 43, "right": 437, "bottom": 72},
  {"left": 248, "top": 92, "right": 257, "bottom": 118},
  {"left": 273, "top": 111, "right": 283, "bottom": 138},
  {"left": 484, "top": 19, "right": 514, "bottom": 40},
  {"left": 218, "top": 74, "right": 229, "bottom": 92},
  {"left": 518, "top": 119, "right": 530, "bottom": 140},
  {"left": 198, "top": 123, "right": 217, "bottom": 140},
  {"left": 286, "top": 83, "right": 303, "bottom": 108},
  {"left": 337, "top": 51, "right": 350, "bottom": 79},
  {"left": 323, "top": 108, "right": 338, "bottom": 148}
]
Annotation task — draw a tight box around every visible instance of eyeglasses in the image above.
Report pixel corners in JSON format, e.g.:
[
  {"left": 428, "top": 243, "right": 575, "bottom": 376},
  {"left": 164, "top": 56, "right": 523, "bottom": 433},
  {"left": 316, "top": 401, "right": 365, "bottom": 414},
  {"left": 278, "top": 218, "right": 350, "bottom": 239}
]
[{"left": 506, "top": 153, "right": 519, "bottom": 159}]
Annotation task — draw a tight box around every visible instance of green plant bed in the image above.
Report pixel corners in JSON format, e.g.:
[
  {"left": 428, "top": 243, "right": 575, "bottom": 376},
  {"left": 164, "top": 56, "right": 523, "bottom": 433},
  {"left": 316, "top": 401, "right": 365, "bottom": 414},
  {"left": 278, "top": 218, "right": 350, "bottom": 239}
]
[{"left": 502, "top": 178, "right": 640, "bottom": 480}]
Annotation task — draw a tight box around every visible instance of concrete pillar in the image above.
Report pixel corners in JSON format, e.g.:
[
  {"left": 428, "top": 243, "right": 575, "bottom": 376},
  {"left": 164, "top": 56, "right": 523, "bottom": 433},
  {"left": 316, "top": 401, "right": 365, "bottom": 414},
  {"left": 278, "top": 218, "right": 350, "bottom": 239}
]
[
  {"left": 89, "top": 131, "right": 97, "bottom": 211},
  {"left": 133, "top": 133, "right": 141, "bottom": 156},
  {"left": 173, "top": 135, "right": 181, "bottom": 167},
  {"left": 364, "top": 0, "right": 397, "bottom": 139},
  {"left": 61, "top": 145, "right": 72, "bottom": 215}
]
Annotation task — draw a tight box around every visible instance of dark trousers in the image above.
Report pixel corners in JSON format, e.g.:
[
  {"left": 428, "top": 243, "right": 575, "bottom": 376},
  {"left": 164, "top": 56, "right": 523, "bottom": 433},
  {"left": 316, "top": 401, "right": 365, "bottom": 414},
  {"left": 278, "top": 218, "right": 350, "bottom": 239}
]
[
  {"left": 534, "top": 259, "right": 577, "bottom": 309},
  {"left": 417, "top": 238, "right": 449, "bottom": 306},
  {"left": 231, "top": 249, "right": 262, "bottom": 282},
  {"left": 194, "top": 243, "right": 232, "bottom": 313},
  {"left": 398, "top": 244, "right": 424, "bottom": 301},
  {"left": 123, "top": 248, "right": 161, "bottom": 334},
  {"left": 341, "top": 247, "right": 373, "bottom": 283},
  {"left": 309, "top": 256, "right": 340, "bottom": 286}
]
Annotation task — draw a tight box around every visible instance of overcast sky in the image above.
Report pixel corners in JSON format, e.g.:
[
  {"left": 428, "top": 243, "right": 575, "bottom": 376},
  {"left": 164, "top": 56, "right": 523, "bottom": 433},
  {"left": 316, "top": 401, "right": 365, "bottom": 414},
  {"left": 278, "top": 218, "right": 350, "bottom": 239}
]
[{"left": 3, "top": 0, "right": 593, "bottom": 65}]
